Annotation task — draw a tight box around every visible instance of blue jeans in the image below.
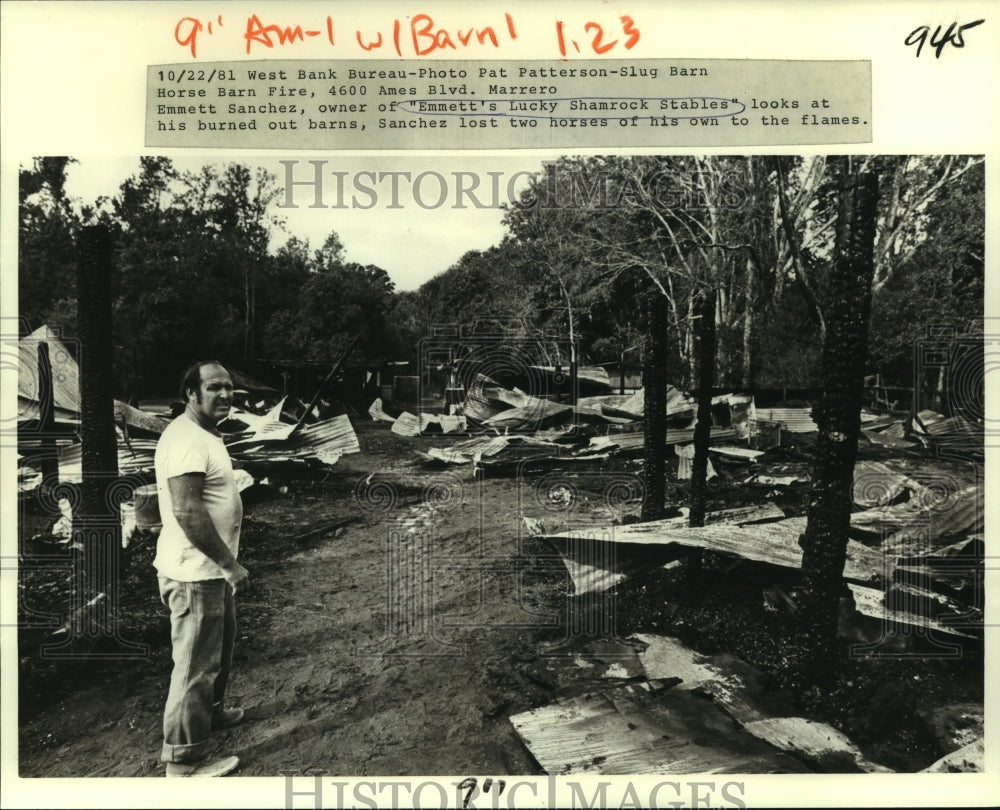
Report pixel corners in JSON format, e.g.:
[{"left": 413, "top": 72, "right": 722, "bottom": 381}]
[{"left": 157, "top": 576, "right": 236, "bottom": 763}]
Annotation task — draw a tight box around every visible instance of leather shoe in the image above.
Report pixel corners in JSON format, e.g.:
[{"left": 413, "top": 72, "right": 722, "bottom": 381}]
[
  {"left": 211, "top": 706, "right": 245, "bottom": 731},
  {"left": 166, "top": 755, "right": 239, "bottom": 778}
]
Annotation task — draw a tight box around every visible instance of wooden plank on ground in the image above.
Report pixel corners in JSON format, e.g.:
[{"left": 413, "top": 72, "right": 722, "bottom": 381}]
[{"left": 475, "top": 453, "right": 610, "bottom": 478}]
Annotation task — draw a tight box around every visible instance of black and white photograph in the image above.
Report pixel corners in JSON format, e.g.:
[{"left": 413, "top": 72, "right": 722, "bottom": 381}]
[
  {"left": 11, "top": 152, "right": 987, "bottom": 782},
  {"left": 2, "top": 2, "right": 997, "bottom": 809}
]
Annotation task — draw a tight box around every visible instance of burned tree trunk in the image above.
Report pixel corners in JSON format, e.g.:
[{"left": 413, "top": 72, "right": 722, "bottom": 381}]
[
  {"left": 686, "top": 288, "right": 717, "bottom": 576},
  {"left": 76, "top": 224, "right": 118, "bottom": 548},
  {"left": 641, "top": 295, "right": 668, "bottom": 521},
  {"left": 47, "top": 225, "right": 144, "bottom": 658},
  {"left": 689, "top": 287, "right": 717, "bottom": 528},
  {"left": 741, "top": 256, "right": 756, "bottom": 390},
  {"left": 798, "top": 166, "right": 879, "bottom": 664}
]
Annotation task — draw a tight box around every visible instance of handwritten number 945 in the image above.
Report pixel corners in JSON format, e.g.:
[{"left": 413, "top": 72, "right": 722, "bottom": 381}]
[
  {"left": 556, "top": 16, "right": 640, "bottom": 58},
  {"left": 905, "top": 19, "right": 985, "bottom": 58}
]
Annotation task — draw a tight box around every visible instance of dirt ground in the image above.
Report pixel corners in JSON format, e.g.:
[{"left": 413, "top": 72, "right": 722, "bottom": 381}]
[{"left": 17, "top": 420, "right": 983, "bottom": 777}]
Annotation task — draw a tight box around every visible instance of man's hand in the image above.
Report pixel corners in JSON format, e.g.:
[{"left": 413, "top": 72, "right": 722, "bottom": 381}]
[{"left": 221, "top": 561, "right": 250, "bottom": 594}]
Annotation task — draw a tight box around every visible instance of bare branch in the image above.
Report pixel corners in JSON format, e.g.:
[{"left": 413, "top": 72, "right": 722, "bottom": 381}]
[{"left": 775, "top": 160, "right": 827, "bottom": 338}]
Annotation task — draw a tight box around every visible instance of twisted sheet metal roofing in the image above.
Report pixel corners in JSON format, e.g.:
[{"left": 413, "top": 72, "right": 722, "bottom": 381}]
[
  {"left": 18, "top": 325, "right": 80, "bottom": 420},
  {"left": 230, "top": 414, "right": 360, "bottom": 462},
  {"left": 54, "top": 437, "right": 158, "bottom": 481},
  {"left": 753, "top": 407, "right": 818, "bottom": 433}
]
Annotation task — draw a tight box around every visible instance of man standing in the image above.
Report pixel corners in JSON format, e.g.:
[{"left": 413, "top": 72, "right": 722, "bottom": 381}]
[{"left": 154, "top": 361, "right": 249, "bottom": 777}]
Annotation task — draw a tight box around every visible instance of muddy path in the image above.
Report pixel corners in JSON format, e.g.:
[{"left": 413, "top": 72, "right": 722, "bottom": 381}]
[{"left": 18, "top": 425, "right": 568, "bottom": 777}]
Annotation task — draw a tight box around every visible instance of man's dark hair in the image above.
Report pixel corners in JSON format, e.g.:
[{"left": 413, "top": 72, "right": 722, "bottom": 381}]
[{"left": 179, "top": 360, "right": 225, "bottom": 400}]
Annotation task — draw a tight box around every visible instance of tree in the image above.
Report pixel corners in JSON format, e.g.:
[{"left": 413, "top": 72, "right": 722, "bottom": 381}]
[
  {"left": 111, "top": 158, "right": 233, "bottom": 396},
  {"left": 867, "top": 160, "right": 984, "bottom": 390},
  {"left": 641, "top": 294, "right": 668, "bottom": 521},
  {"left": 587, "top": 267, "right": 645, "bottom": 391},
  {"left": 263, "top": 231, "right": 399, "bottom": 365},
  {"left": 18, "top": 157, "right": 81, "bottom": 335},
  {"left": 206, "top": 163, "right": 284, "bottom": 360},
  {"left": 503, "top": 156, "right": 766, "bottom": 387},
  {"left": 797, "top": 162, "right": 880, "bottom": 670}
]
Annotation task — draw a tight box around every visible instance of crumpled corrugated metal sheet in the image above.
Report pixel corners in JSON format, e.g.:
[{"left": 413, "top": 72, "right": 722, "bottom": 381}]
[
  {"left": 18, "top": 325, "right": 80, "bottom": 421},
  {"left": 229, "top": 414, "right": 360, "bottom": 464},
  {"left": 753, "top": 406, "right": 818, "bottom": 433}
]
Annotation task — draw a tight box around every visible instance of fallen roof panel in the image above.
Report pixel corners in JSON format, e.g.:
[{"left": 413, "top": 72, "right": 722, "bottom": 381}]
[
  {"left": 483, "top": 398, "right": 572, "bottom": 429},
  {"left": 630, "top": 634, "right": 894, "bottom": 772},
  {"left": 919, "top": 738, "right": 984, "bottom": 773},
  {"left": 586, "top": 427, "right": 737, "bottom": 455},
  {"left": 851, "top": 459, "right": 921, "bottom": 507},
  {"left": 539, "top": 516, "right": 888, "bottom": 583},
  {"left": 114, "top": 400, "right": 167, "bottom": 436},
  {"left": 534, "top": 504, "right": 786, "bottom": 596},
  {"left": 509, "top": 682, "right": 809, "bottom": 775},
  {"left": 754, "top": 407, "right": 817, "bottom": 433},
  {"left": 742, "top": 717, "right": 892, "bottom": 773},
  {"left": 18, "top": 325, "right": 80, "bottom": 416},
  {"left": 599, "top": 385, "right": 696, "bottom": 421},
  {"left": 55, "top": 438, "right": 158, "bottom": 481},
  {"left": 851, "top": 483, "right": 981, "bottom": 544},
  {"left": 230, "top": 414, "right": 360, "bottom": 464},
  {"left": 847, "top": 584, "right": 978, "bottom": 640}
]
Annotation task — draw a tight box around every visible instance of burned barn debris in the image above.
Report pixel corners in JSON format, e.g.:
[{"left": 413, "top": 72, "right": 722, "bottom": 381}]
[
  {"left": 17, "top": 319, "right": 985, "bottom": 779},
  {"left": 17, "top": 334, "right": 361, "bottom": 551},
  {"left": 14, "top": 153, "right": 989, "bottom": 781}
]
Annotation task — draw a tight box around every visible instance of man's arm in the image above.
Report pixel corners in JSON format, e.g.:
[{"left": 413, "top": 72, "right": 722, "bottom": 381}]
[{"left": 168, "top": 473, "right": 249, "bottom": 592}]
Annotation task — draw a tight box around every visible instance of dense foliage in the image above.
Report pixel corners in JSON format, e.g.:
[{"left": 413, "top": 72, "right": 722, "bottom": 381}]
[{"left": 19, "top": 155, "right": 983, "bottom": 399}]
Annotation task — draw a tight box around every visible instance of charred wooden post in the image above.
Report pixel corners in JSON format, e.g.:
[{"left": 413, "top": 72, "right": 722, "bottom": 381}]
[
  {"left": 641, "top": 294, "right": 668, "bottom": 521},
  {"left": 798, "top": 167, "right": 879, "bottom": 666}
]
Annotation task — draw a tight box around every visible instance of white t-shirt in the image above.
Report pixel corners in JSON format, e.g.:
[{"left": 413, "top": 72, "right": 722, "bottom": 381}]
[{"left": 153, "top": 413, "right": 243, "bottom": 581}]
